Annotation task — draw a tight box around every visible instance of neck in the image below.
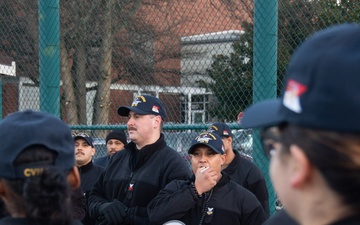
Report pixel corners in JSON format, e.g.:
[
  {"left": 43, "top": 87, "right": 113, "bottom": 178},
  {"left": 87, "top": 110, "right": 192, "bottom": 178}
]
[
  {"left": 291, "top": 174, "right": 354, "bottom": 225},
  {"left": 222, "top": 149, "right": 235, "bottom": 169},
  {"left": 135, "top": 133, "right": 161, "bottom": 150}
]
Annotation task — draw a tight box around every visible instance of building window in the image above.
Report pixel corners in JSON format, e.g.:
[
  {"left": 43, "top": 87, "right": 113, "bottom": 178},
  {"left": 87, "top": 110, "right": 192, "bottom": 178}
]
[{"left": 181, "top": 94, "right": 210, "bottom": 124}]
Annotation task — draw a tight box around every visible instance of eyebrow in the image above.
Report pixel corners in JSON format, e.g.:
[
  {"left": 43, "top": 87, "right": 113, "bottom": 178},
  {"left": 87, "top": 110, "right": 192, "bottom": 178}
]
[
  {"left": 193, "top": 148, "right": 217, "bottom": 154},
  {"left": 129, "top": 113, "right": 144, "bottom": 117}
]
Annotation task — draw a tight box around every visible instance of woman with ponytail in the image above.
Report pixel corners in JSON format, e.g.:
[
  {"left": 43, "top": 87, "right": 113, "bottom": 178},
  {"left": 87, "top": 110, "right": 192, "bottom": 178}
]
[{"left": 0, "top": 110, "right": 82, "bottom": 225}]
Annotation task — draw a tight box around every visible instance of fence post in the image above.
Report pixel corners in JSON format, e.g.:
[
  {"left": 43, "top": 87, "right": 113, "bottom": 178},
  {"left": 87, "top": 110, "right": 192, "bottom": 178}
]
[
  {"left": 38, "top": 0, "right": 61, "bottom": 116},
  {"left": 253, "top": 0, "right": 278, "bottom": 215},
  {"left": 0, "top": 79, "right": 2, "bottom": 120}
]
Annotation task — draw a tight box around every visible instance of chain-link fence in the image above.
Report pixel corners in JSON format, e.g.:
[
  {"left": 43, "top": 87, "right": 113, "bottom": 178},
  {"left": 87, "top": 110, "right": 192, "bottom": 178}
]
[{"left": 1, "top": 0, "right": 359, "bottom": 215}]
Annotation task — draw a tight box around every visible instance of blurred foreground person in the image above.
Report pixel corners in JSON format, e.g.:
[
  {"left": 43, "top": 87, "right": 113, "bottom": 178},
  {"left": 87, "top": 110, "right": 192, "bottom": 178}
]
[
  {"left": 0, "top": 110, "right": 82, "bottom": 225},
  {"left": 241, "top": 23, "right": 360, "bottom": 225},
  {"left": 148, "top": 132, "right": 266, "bottom": 225}
]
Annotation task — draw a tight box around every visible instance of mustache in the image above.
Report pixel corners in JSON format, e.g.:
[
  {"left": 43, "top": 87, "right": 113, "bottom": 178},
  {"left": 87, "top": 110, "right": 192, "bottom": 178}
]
[
  {"left": 128, "top": 127, "right": 136, "bottom": 131},
  {"left": 75, "top": 151, "right": 85, "bottom": 155}
]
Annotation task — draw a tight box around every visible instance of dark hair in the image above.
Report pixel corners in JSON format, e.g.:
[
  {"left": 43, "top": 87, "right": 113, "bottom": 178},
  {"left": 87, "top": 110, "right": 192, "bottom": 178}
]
[
  {"left": 2, "top": 145, "right": 72, "bottom": 225},
  {"left": 278, "top": 124, "right": 360, "bottom": 211}
]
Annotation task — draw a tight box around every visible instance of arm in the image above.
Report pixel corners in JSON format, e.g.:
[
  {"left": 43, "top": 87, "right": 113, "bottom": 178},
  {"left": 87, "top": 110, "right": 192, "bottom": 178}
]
[
  {"left": 71, "top": 186, "right": 86, "bottom": 220},
  {"left": 148, "top": 180, "right": 200, "bottom": 224},
  {"left": 247, "top": 167, "right": 270, "bottom": 218},
  {"left": 87, "top": 172, "right": 110, "bottom": 219}
]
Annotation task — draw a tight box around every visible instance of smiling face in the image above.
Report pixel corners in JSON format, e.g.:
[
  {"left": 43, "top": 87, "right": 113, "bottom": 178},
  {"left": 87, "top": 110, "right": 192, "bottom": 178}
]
[
  {"left": 189, "top": 145, "right": 226, "bottom": 175},
  {"left": 74, "top": 138, "right": 95, "bottom": 167}
]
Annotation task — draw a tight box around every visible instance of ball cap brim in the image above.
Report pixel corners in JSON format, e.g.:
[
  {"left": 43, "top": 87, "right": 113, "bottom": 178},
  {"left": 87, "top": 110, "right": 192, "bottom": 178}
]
[{"left": 240, "top": 99, "right": 285, "bottom": 129}]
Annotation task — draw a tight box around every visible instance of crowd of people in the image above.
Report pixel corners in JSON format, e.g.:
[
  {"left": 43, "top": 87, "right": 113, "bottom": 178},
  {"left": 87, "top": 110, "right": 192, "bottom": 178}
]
[{"left": 0, "top": 23, "right": 359, "bottom": 225}]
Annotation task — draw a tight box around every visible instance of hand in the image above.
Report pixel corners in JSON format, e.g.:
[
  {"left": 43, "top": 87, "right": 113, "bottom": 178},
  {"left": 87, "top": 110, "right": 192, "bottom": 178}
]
[
  {"left": 194, "top": 167, "right": 219, "bottom": 194},
  {"left": 98, "top": 200, "right": 127, "bottom": 224}
]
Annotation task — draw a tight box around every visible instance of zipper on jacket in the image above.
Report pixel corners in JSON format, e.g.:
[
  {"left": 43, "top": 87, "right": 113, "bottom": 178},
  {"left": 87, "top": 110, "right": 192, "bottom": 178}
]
[
  {"left": 198, "top": 189, "right": 214, "bottom": 225},
  {"left": 198, "top": 197, "right": 208, "bottom": 225}
]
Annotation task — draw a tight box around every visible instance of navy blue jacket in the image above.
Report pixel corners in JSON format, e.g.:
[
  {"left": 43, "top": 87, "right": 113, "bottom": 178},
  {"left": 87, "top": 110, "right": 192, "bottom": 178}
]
[
  {"left": 88, "top": 134, "right": 191, "bottom": 225},
  {"left": 0, "top": 217, "right": 82, "bottom": 225},
  {"left": 223, "top": 150, "right": 270, "bottom": 217},
  {"left": 148, "top": 173, "right": 267, "bottom": 225},
  {"left": 93, "top": 156, "right": 109, "bottom": 168},
  {"left": 78, "top": 161, "right": 104, "bottom": 225}
]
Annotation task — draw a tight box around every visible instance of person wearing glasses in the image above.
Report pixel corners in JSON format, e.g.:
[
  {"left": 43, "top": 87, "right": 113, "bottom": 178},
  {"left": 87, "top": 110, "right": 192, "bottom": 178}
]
[
  {"left": 88, "top": 95, "right": 190, "bottom": 225},
  {"left": 148, "top": 132, "right": 267, "bottom": 225},
  {"left": 241, "top": 24, "right": 360, "bottom": 225}
]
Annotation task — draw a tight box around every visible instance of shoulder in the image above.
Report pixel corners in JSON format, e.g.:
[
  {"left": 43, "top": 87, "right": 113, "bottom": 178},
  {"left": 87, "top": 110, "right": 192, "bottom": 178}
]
[
  {"left": 92, "top": 163, "right": 104, "bottom": 173},
  {"left": 229, "top": 181, "right": 259, "bottom": 200},
  {"left": 214, "top": 180, "right": 263, "bottom": 213},
  {"left": 236, "top": 154, "right": 264, "bottom": 175},
  {"left": 154, "top": 147, "right": 191, "bottom": 179},
  {"left": 111, "top": 148, "right": 130, "bottom": 160},
  {"left": 160, "top": 147, "right": 189, "bottom": 167},
  {"left": 94, "top": 156, "right": 106, "bottom": 163},
  {"left": 163, "top": 179, "right": 190, "bottom": 190}
]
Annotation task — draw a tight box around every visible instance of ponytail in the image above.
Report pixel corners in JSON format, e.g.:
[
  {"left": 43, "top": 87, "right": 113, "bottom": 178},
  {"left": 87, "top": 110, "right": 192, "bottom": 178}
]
[{"left": 3, "top": 145, "right": 73, "bottom": 225}]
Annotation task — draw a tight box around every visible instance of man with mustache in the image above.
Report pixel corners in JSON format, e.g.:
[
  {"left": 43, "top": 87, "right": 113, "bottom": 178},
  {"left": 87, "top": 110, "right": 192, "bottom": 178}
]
[
  {"left": 73, "top": 132, "right": 104, "bottom": 225},
  {"left": 88, "top": 95, "right": 190, "bottom": 225}
]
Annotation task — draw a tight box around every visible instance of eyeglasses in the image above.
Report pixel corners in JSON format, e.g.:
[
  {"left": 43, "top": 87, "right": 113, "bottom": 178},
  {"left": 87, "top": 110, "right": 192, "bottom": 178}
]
[{"left": 260, "top": 127, "right": 281, "bottom": 158}]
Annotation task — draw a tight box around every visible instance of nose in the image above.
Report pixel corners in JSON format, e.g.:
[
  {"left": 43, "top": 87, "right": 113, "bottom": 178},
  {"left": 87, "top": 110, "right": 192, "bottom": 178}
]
[
  {"left": 199, "top": 154, "right": 208, "bottom": 162},
  {"left": 127, "top": 117, "right": 134, "bottom": 126}
]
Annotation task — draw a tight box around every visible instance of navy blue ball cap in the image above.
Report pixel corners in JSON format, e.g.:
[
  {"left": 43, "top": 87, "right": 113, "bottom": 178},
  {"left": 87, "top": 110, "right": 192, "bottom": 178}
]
[
  {"left": 241, "top": 99, "right": 284, "bottom": 129},
  {"left": 118, "top": 95, "right": 167, "bottom": 119},
  {"left": 0, "top": 110, "right": 75, "bottom": 179},
  {"left": 241, "top": 24, "right": 360, "bottom": 132},
  {"left": 188, "top": 132, "right": 225, "bottom": 155},
  {"left": 72, "top": 132, "right": 94, "bottom": 147},
  {"left": 208, "top": 122, "right": 233, "bottom": 137}
]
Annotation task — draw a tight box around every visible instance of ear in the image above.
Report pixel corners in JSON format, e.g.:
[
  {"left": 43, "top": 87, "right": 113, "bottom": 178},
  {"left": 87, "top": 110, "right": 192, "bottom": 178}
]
[
  {"left": 220, "top": 154, "right": 226, "bottom": 165},
  {"left": 67, "top": 166, "right": 81, "bottom": 189},
  {"left": 152, "top": 115, "right": 161, "bottom": 128},
  {"left": 223, "top": 137, "right": 232, "bottom": 146},
  {"left": 289, "top": 145, "right": 311, "bottom": 188},
  {"left": 91, "top": 147, "right": 96, "bottom": 157},
  {"left": 228, "top": 136, "right": 233, "bottom": 143}
]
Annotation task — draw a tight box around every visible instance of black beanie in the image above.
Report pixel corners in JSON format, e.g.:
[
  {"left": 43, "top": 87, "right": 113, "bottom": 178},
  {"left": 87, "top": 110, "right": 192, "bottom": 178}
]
[{"left": 106, "top": 130, "right": 127, "bottom": 145}]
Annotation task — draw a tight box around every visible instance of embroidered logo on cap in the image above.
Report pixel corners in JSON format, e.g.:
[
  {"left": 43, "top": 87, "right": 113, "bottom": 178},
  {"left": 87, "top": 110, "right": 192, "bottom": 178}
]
[
  {"left": 283, "top": 79, "right": 308, "bottom": 113},
  {"left": 152, "top": 105, "right": 159, "bottom": 113},
  {"left": 222, "top": 130, "right": 230, "bottom": 136},
  {"left": 208, "top": 126, "right": 218, "bottom": 132},
  {"left": 131, "top": 96, "right": 147, "bottom": 107},
  {"left": 196, "top": 132, "right": 217, "bottom": 144}
]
